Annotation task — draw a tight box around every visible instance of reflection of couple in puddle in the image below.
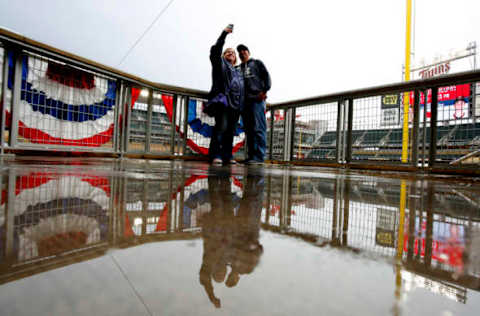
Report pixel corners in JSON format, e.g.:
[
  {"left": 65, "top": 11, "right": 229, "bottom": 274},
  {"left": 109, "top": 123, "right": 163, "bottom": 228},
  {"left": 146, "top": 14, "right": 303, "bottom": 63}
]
[{"left": 199, "top": 167, "right": 264, "bottom": 308}]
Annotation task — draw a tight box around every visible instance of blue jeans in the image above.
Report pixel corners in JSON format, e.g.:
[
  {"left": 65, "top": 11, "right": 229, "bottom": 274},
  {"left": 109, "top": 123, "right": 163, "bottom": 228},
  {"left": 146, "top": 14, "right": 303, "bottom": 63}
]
[
  {"left": 242, "top": 100, "right": 266, "bottom": 162},
  {"left": 209, "top": 107, "right": 240, "bottom": 162}
]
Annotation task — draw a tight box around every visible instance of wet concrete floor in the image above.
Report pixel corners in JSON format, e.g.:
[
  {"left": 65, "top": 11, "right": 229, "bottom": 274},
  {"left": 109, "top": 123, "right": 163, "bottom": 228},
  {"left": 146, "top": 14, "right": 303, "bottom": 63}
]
[{"left": 0, "top": 157, "right": 479, "bottom": 316}]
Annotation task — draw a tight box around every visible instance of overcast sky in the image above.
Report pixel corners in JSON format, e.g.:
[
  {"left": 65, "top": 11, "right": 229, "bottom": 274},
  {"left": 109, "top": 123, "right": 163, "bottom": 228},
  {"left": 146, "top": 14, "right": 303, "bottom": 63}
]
[{"left": 1, "top": 0, "right": 479, "bottom": 102}]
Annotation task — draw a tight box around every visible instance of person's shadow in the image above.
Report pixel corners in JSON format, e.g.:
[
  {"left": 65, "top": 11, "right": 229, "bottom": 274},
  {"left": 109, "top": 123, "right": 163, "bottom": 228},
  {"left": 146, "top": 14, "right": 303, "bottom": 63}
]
[{"left": 199, "top": 166, "right": 265, "bottom": 308}]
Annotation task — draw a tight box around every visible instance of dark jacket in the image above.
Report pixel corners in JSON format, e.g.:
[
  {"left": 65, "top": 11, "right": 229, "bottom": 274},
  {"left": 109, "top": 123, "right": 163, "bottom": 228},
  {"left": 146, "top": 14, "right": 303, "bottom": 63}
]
[
  {"left": 237, "top": 58, "right": 271, "bottom": 102},
  {"left": 208, "top": 31, "right": 245, "bottom": 111}
]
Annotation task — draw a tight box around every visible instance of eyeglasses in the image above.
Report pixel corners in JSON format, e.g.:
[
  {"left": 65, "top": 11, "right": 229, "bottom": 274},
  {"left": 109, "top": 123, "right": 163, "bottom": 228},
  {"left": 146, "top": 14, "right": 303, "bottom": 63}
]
[{"left": 224, "top": 51, "right": 235, "bottom": 56}]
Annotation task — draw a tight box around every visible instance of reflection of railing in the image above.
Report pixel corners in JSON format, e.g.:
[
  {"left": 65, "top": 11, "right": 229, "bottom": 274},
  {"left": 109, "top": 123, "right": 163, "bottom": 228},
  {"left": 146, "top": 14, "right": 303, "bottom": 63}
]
[
  {"left": 261, "top": 174, "right": 480, "bottom": 294},
  {"left": 1, "top": 166, "right": 480, "bottom": 299}
]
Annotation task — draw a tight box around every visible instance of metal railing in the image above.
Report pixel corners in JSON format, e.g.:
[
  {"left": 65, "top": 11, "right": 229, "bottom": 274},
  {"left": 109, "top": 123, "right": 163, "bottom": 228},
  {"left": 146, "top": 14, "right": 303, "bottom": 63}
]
[
  {"left": 0, "top": 28, "right": 212, "bottom": 158},
  {"left": 268, "top": 71, "right": 480, "bottom": 174},
  {"left": 1, "top": 28, "right": 480, "bottom": 174}
]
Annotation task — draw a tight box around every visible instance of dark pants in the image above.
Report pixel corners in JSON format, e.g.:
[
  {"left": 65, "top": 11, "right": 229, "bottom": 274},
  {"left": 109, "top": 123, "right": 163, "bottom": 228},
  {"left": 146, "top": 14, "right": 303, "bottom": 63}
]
[
  {"left": 209, "top": 107, "right": 240, "bottom": 163},
  {"left": 242, "top": 100, "right": 266, "bottom": 162}
]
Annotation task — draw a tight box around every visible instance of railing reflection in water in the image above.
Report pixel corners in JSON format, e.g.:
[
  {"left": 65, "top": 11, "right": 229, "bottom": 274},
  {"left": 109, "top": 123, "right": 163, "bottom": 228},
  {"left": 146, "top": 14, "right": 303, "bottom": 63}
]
[{"left": 0, "top": 167, "right": 479, "bottom": 302}]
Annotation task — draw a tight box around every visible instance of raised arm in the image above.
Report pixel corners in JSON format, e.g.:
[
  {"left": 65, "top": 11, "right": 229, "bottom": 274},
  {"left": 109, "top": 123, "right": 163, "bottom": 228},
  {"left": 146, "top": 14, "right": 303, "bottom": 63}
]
[{"left": 210, "top": 26, "right": 233, "bottom": 65}]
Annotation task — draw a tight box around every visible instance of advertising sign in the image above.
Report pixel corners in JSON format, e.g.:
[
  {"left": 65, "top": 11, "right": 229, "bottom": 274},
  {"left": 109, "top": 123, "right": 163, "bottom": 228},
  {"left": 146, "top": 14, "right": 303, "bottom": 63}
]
[
  {"left": 403, "top": 217, "right": 465, "bottom": 269},
  {"left": 409, "top": 84, "right": 471, "bottom": 121},
  {"left": 375, "top": 208, "right": 396, "bottom": 248},
  {"left": 381, "top": 94, "right": 400, "bottom": 126}
]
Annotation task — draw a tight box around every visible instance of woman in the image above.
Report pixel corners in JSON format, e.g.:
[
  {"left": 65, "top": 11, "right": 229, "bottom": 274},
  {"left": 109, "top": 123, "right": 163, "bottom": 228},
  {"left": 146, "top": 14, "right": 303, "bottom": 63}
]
[{"left": 206, "top": 25, "right": 245, "bottom": 165}]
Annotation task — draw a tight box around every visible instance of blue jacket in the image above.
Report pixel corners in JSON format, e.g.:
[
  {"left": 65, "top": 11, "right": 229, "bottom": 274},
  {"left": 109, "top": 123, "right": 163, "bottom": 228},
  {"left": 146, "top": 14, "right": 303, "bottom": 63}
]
[
  {"left": 208, "top": 31, "right": 245, "bottom": 111},
  {"left": 237, "top": 58, "right": 271, "bottom": 102}
]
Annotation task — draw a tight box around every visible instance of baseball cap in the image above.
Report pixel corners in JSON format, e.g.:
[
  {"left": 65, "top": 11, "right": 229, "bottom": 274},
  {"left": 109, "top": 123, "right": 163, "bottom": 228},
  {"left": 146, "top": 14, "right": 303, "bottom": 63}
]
[{"left": 236, "top": 44, "right": 249, "bottom": 52}]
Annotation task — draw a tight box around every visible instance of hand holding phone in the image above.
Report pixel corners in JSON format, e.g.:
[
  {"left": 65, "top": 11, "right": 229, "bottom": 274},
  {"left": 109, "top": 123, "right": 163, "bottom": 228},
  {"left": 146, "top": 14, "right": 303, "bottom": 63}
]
[{"left": 225, "top": 24, "right": 234, "bottom": 33}]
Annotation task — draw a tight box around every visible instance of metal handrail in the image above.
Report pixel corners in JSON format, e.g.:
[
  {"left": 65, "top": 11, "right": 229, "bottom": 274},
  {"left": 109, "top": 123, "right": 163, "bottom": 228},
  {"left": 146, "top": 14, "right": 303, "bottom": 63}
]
[
  {"left": 269, "top": 70, "right": 480, "bottom": 109},
  {"left": 0, "top": 27, "right": 209, "bottom": 98}
]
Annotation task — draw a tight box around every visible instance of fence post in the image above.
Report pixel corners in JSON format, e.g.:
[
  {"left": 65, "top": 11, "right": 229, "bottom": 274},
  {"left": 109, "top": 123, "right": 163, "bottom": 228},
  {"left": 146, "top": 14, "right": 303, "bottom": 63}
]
[
  {"left": 182, "top": 96, "right": 189, "bottom": 155},
  {"left": 170, "top": 94, "right": 177, "bottom": 155},
  {"left": 5, "top": 169, "right": 16, "bottom": 259},
  {"left": 1, "top": 47, "right": 9, "bottom": 155},
  {"left": 145, "top": 88, "right": 153, "bottom": 153},
  {"left": 429, "top": 87, "right": 438, "bottom": 166},
  {"left": 113, "top": 81, "right": 124, "bottom": 154},
  {"left": 345, "top": 98, "right": 353, "bottom": 164},
  {"left": 411, "top": 89, "right": 420, "bottom": 167},
  {"left": 335, "top": 101, "right": 343, "bottom": 163},
  {"left": 123, "top": 86, "right": 132, "bottom": 154},
  {"left": 290, "top": 107, "right": 296, "bottom": 161},
  {"left": 268, "top": 109, "right": 274, "bottom": 161},
  {"left": 282, "top": 108, "right": 291, "bottom": 162},
  {"left": 9, "top": 50, "right": 22, "bottom": 148}
]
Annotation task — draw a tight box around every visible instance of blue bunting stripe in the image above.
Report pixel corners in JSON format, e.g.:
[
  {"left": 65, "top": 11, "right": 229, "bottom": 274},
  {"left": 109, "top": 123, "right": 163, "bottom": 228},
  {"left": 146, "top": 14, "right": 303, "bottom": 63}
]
[
  {"left": 187, "top": 99, "right": 244, "bottom": 138},
  {"left": 21, "top": 80, "right": 116, "bottom": 122},
  {"left": 7, "top": 53, "right": 116, "bottom": 123}
]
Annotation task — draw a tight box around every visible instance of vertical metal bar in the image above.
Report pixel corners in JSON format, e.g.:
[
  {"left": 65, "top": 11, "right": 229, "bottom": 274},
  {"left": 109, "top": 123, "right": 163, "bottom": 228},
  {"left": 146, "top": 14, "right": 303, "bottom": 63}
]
[
  {"left": 342, "top": 100, "right": 348, "bottom": 163},
  {"left": 429, "top": 87, "right": 438, "bottom": 166},
  {"left": 167, "top": 163, "right": 174, "bottom": 233},
  {"left": 411, "top": 89, "right": 420, "bottom": 166},
  {"left": 472, "top": 82, "right": 476, "bottom": 125},
  {"left": 283, "top": 109, "right": 291, "bottom": 162},
  {"left": 280, "top": 171, "right": 290, "bottom": 229},
  {"left": 122, "top": 87, "right": 132, "bottom": 154},
  {"left": 178, "top": 170, "right": 185, "bottom": 232},
  {"left": 342, "top": 179, "right": 350, "bottom": 246},
  {"left": 422, "top": 89, "right": 427, "bottom": 167},
  {"left": 145, "top": 88, "right": 153, "bottom": 153},
  {"left": 286, "top": 175, "right": 293, "bottom": 226},
  {"left": 5, "top": 169, "right": 16, "bottom": 258},
  {"left": 170, "top": 95, "right": 177, "bottom": 155},
  {"left": 1, "top": 48, "right": 9, "bottom": 155},
  {"left": 182, "top": 96, "right": 189, "bottom": 155},
  {"left": 335, "top": 101, "right": 343, "bottom": 163},
  {"left": 142, "top": 179, "right": 148, "bottom": 235},
  {"left": 113, "top": 81, "right": 124, "bottom": 154},
  {"left": 396, "top": 180, "right": 407, "bottom": 266},
  {"left": 290, "top": 107, "right": 296, "bottom": 161},
  {"left": 9, "top": 51, "right": 22, "bottom": 148},
  {"left": 120, "top": 163, "right": 128, "bottom": 239},
  {"left": 345, "top": 98, "right": 353, "bottom": 164},
  {"left": 268, "top": 109, "right": 274, "bottom": 161},
  {"left": 407, "top": 183, "right": 417, "bottom": 262},
  {"left": 265, "top": 174, "right": 272, "bottom": 224},
  {"left": 331, "top": 179, "right": 339, "bottom": 243},
  {"left": 109, "top": 175, "right": 118, "bottom": 245},
  {"left": 424, "top": 182, "right": 434, "bottom": 268}
]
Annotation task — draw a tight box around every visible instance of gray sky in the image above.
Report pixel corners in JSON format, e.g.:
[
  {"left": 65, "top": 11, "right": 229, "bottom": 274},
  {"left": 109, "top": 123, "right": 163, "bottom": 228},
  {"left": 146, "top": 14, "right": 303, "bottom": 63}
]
[{"left": 1, "top": 0, "right": 479, "bottom": 102}]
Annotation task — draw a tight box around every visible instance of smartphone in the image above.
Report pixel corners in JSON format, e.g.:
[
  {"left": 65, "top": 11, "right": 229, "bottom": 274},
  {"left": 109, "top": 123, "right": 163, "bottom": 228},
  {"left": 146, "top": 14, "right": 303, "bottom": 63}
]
[{"left": 227, "top": 24, "right": 234, "bottom": 31}]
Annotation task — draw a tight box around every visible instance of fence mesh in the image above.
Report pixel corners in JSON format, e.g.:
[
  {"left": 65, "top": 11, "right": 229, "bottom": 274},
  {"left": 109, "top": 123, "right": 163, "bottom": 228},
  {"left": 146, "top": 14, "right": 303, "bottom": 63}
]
[
  {"left": 15, "top": 52, "right": 116, "bottom": 149},
  {"left": 351, "top": 95, "right": 407, "bottom": 162},
  {"left": 433, "top": 83, "right": 480, "bottom": 165},
  {"left": 294, "top": 102, "right": 338, "bottom": 161},
  {"left": 150, "top": 91, "right": 173, "bottom": 154},
  {"left": 128, "top": 89, "right": 148, "bottom": 152},
  {"left": 9, "top": 172, "right": 110, "bottom": 264}
]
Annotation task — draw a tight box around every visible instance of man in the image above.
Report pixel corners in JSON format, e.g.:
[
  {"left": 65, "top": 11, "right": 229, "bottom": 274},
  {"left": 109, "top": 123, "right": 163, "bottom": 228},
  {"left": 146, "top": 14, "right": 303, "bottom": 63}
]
[{"left": 236, "top": 44, "right": 271, "bottom": 164}]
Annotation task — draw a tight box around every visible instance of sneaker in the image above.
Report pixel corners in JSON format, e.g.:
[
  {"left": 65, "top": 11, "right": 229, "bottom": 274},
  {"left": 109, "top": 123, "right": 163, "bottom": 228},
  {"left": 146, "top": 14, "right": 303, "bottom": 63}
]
[
  {"left": 229, "top": 160, "right": 238, "bottom": 165},
  {"left": 212, "top": 158, "right": 222, "bottom": 165}
]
